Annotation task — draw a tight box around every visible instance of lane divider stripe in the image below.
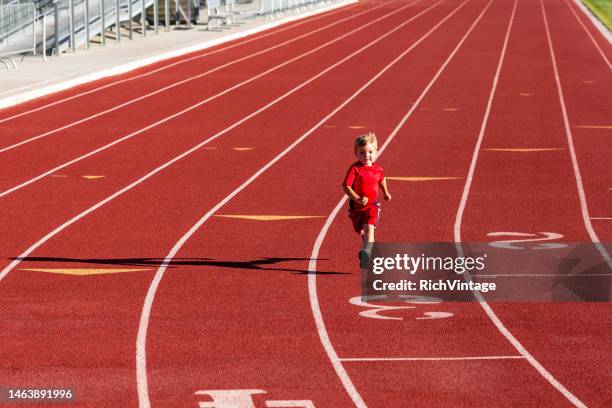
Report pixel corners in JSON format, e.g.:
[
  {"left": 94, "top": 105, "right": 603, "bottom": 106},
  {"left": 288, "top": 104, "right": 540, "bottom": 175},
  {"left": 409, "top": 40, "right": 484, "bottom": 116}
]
[
  {"left": 134, "top": 2, "right": 472, "bottom": 407},
  {"left": 0, "top": 1, "right": 387, "bottom": 153},
  {"left": 0, "top": 0, "right": 362, "bottom": 112},
  {"left": 483, "top": 147, "right": 564, "bottom": 152},
  {"left": 0, "top": 0, "right": 420, "bottom": 198},
  {"left": 308, "top": 2, "right": 500, "bottom": 407},
  {"left": 566, "top": 0, "right": 612, "bottom": 68},
  {"left": 0, "top": 0, "right": 436, "bottom": 283},
  {"left": 340, "top": 356, "right": 526, "bottom": 361},
  {"left": 454, "top": 1, "right": 587, "bottom": 406},
  {"left": 386, "top": 176, "right": 462, "bottom": 181}
]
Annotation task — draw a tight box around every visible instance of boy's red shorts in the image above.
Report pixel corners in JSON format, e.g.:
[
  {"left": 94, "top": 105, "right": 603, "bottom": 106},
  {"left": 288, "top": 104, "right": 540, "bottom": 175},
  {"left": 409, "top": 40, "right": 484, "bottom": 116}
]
[{"left": 348, "top": 203, "right": 381, "bottom": 234}]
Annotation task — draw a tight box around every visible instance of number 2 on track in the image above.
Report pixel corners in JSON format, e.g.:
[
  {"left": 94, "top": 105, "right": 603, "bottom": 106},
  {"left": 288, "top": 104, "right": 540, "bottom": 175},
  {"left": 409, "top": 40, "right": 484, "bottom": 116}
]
[
  {"left": 349, "top": 296, "right": 453, "bottom": 320},
  {"left": 487, "top": 231, "right": 567, "bottom": 249}
]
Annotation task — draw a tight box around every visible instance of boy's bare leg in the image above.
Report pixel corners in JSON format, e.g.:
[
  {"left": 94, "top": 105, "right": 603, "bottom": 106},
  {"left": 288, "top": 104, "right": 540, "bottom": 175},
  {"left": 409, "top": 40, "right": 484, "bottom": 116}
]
[{"left": 365, "top": 224, "right": 375, "bottom": 244}]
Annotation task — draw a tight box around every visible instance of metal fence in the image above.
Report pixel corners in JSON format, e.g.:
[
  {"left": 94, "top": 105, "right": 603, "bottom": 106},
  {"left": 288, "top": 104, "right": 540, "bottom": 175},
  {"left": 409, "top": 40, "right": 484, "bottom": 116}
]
[
  {"left": 0, "top": 3, "right": 36, "bottom": 66},
  {"left": 259, "top": 0, "right": 319, "bottom": 16},
  {"left": 0, "top": 0, "right": 345, "bottom": 68}
]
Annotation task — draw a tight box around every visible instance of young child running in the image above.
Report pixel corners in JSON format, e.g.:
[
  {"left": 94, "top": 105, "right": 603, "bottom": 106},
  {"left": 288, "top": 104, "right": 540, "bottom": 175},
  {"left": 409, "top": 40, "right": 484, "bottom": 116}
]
[{"left": 342, "top": 132, "right": 391, "bottom": 268}]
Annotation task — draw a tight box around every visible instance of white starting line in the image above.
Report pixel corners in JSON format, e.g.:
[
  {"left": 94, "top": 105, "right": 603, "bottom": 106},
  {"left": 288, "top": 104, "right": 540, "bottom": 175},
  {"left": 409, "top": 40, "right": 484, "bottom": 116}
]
[{"left": 340, "top": 356, "right": 526, "bottom": 362}]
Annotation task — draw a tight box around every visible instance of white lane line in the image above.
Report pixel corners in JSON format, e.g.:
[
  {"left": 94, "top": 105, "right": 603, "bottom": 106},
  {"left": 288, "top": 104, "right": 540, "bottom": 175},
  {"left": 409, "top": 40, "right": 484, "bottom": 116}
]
[
  {"left": 565, "top": 0, "right": 611, "bottom": 70},
  {"left": 0, "top": 2, "right": 391, "bottom": 153},
  {"left": 136, "top": 2, "right": 477, "bottom": 407},
  {"left": 453, "top": 1, "right": 587, "bottom": 407},
  {"left": 0, "top": 0, "right": 441, "bottom": 282},
  {"left": 571, "top": 0, "right": 612, "bottom": 46},
  {"left": 0, "top": 1, "right": 361, "bottom": 123},
  {"left": 542, "top": 0, "right": 612, "bottom": 269},
  {"left": 308, "top": 1, "right": 496, "bottom": 406},
  {"left": 308, "top": 200, "right": 359, "bottom": 404},
  {"left": 340, "top": 356, "right": 526, "bottom": 362},
  {"left": 0, "top": 1, "right": 422, "bottom": 199},
  {"left": 2, "top": 3, "right": 443, "bottom": 406},
  {"left": 266, "top": 402, "right": 315, "bottom": 408}
]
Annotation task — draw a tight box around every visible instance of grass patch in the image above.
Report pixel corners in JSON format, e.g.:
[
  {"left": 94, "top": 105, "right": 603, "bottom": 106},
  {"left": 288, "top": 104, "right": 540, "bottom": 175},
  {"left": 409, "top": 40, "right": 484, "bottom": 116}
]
[{"left": 582, "top": 0, "right": 612, "bottom": 31}]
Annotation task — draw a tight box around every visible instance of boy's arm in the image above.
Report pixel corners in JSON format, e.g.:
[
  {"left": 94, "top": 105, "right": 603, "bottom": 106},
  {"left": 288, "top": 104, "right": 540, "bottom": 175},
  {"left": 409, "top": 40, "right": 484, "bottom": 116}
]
[
  {"left": 379, "top": 178, "right": 392, "bottom": 201},
  {"left": 344, "top": 185, "right": 368, "bottom": 206}
]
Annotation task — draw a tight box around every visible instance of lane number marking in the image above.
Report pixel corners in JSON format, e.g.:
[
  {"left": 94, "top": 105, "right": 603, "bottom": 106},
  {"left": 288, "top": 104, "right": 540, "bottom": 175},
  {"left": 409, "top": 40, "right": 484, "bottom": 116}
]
[
  {"left": 195, "top": 390, "right": 315, "bottom": 408},
  {"left": 349, "top": 295, "right": 453, "bottom": 320},
  {"left": 487, "top": 232, "right": 567, "bottom": 249}
]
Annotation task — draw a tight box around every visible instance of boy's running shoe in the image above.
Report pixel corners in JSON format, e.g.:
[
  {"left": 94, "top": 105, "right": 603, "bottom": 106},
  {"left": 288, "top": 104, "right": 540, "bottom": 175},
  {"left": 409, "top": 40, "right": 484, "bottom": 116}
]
[{"left": 359, "top": 249, "right": 371, "bottom": 269}]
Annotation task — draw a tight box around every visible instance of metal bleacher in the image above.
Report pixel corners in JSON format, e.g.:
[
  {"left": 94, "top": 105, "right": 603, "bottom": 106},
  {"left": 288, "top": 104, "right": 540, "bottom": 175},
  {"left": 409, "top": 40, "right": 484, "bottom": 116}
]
[
  {"left": 0, "top": 1, "right": 37, "bottom": 66},
  {"left": 1, "top": 0, "right": 346, "bottom": 68},
  {"left": 1, "top": 0, "right": 158, "bottom": 65}
]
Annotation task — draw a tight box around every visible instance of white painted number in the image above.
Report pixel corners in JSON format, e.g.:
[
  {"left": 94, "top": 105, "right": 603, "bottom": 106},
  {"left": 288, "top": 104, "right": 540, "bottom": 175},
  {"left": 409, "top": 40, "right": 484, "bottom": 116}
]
[
  {"left": 487, "top": 232, "right": 567, "bottom": 249},
  {"left": 195, "top": 390, "right": 315, "bottom": 408},
  {"left": 349, "top": 296, "right": 453, "bottom": 320},
  {"left": 196, "top": 390, "right": 265, "bottom": 408},
  {"left": 349, "top": 295, "right": 415, "bottom": 320}
]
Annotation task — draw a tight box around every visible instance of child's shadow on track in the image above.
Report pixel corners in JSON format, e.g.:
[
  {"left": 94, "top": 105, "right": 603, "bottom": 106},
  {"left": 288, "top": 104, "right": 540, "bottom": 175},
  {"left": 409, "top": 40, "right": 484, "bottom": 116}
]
[{"left": 12, "top": 256, "right": 348, "bottom": 275}]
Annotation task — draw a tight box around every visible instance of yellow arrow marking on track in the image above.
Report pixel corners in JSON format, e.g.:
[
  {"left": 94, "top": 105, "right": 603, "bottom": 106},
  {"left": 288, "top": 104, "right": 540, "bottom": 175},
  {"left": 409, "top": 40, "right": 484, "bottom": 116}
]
[
  {"left": 386, "top": 177, "right": 463, "bottom": 182},
  {"left": 348, "top": 126, "right": 366, "bottom": 129},
  {"left": 82, "top": 175, "right": 106, "bottom": 180},
  {"left": 484, "top": 148, "right": 564, "bottom": 152},
  {"left": 443, "top": 108, "right": 459, "bottom": 111},
  {"left": 519, "top": 93, "right": 533, "bottom": 96},
  {"left": 582, "top": 80, "right": 596, "bottom": 83},
  {"left": 214, "top": 215, "right": 325, "bottom": 221},
  {"left": 19, "top": 268, "right": 152, "bottom": 276},
  {"left": 233, "top": 147, "right": 254, "bottom": 151},
  {"left": 572, "top": 125, "right": 612, "bottom": 129}
]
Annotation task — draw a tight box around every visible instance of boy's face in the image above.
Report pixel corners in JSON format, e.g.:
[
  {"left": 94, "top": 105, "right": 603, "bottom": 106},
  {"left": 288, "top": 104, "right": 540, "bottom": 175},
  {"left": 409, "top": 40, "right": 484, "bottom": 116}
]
[{"left": 355, "top": 143, "right": 377, "bottom": 165}]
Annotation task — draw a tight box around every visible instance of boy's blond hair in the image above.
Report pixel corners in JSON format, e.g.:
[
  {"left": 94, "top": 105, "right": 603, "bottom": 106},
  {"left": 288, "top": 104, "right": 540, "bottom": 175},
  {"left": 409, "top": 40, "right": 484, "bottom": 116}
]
[{"left": 354, "top": 132, "right": 378, "bottom": 152}]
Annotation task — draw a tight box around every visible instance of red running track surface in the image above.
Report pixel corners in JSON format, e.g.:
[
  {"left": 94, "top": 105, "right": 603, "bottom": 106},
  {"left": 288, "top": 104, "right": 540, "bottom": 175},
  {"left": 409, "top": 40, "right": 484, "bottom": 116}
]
[{"left": 0, "top": 0, "right": 609, "bottom": 407}]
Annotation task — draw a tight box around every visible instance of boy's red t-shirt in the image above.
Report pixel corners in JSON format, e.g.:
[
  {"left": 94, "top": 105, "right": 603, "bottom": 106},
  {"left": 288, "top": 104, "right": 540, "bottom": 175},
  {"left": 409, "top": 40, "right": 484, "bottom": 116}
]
[{"left": 343, "top": 161, "right": 385, "bottom": 209}]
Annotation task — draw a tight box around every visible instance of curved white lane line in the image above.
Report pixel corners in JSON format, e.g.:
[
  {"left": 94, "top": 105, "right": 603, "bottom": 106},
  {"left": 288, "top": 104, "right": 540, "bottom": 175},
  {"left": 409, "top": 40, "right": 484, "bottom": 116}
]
[
  {"left": 0, "top": 1, "right": 420, "bottom": 199},
  {"left": 308, "top": 1, "right": 500, "bottom": 406},
  {"left": 135, "top": 2, "right": 483, "bottom": 407},
  {"left": 308, "top": 197, "right": 365, "bottom": 407},
  {"left": 454, "top": 0, "right": 587, "bottom": 407},
  {"left": 0, "top": 1, "right": 361, "bottom": 124},
  {"left": 565, "top": 0, "right": 611, "bottom": 70},
  {"left": 0, "top": 0, "right": 438, "bottom": 283},
  {"left": 541, "top": 1, "right": 612, "bottom": 262},
  {"left": 1, "top": 2, "right": 440, "bottom": 406},
  {"left": 0, "top": 2, "right": 387, "bottom": 154}
]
